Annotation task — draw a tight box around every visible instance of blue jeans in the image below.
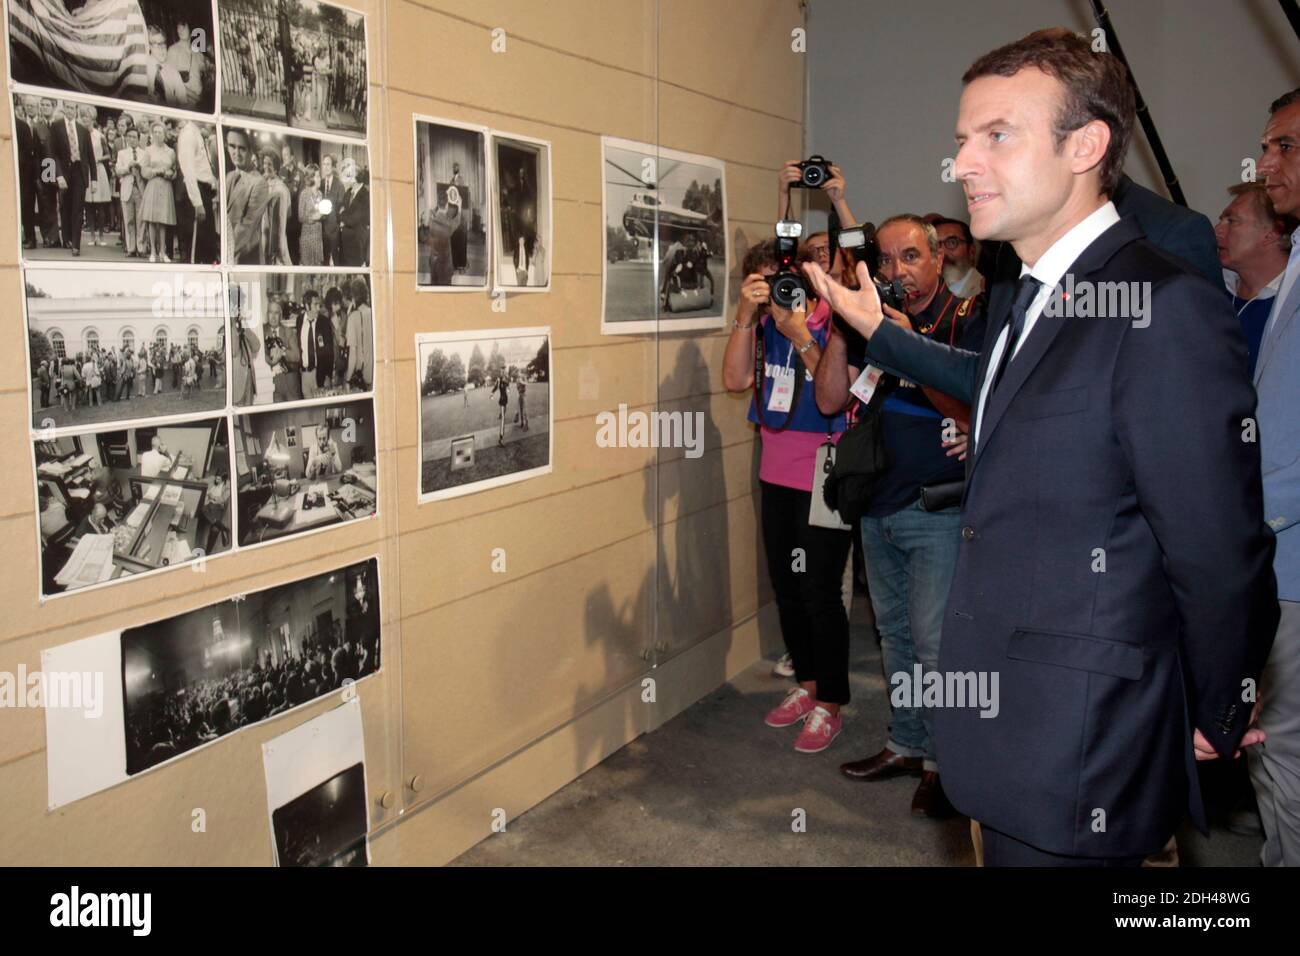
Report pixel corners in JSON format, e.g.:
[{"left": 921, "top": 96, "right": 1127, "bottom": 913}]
[{"left": 860, "top": 500, "right": 962, "bottom": 771}]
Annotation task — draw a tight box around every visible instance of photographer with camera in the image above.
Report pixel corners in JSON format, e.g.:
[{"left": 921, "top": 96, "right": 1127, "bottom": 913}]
[
  {"left": 722, "top": 229, "right": 853, "bottom": 754},
  {"left": 814, "top": 214, "right": 986, "bottom": 818}
]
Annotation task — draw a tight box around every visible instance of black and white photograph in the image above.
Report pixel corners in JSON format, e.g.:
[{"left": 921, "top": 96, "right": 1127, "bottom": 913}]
[
  {"left": 12, "top": 93, "right": 222, "bottom": 263},
  {"left": 601, "top": 136, "right": 728, "bottom": 335},
  {"left": 25, "top": 268, "right": 226, "bottom": 430},
  {"left": 220, "top": 123, "right": 370, "bottom": 267},
  {"left": 414, "top": 115, "right": 489, "bottom": 290},
  {"left": 271, "top": 761, "right": 368, "bottom": 866},
  {"left": 491, "top": 131, "right": 551, "bottom": 293},
  {"left": 416, "top": 328, "right": 552, "bottom": 503},
  {"left": 228, "top": 271, "right": 373, "bottom": 407},
  {"left": 120, "top": 556, "right": 380, "bottom": 776},
  {"left": 262, "top": 697, "right": 369, "bottom": 866},
  {"left": 219, "top": 0, "right": 367, "bottom": 137},
  {"left": 7, "top": 0, "right": 217, "bottom": 114},
  {"left": 233, "top": 397, "right": 378, "bottom": 546},
  {"left": 35, "top": 415, "right": 232, "bottom": 597}
]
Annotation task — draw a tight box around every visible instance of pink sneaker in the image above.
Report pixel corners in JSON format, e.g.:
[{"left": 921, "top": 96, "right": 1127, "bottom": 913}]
[
  {"left": 794, "top": 706, "right": 842, "bottom": 753},
  {"left": 765, "top": 687, "right": 814, "bottom": 728}
]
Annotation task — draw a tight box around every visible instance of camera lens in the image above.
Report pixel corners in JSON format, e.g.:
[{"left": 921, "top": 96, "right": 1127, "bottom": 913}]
[
  {"left": 802, "top": 165, "right": 824, "bottom": 187},
  {"left": 770, "top": 273, "right": 805, "bottom": 310}
]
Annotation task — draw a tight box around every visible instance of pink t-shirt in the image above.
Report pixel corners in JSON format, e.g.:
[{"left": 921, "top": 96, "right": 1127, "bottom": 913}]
[
  {"left": 756, "top": 299, "right": 842, "bottom": 492},
  {"left": 759, "top": 426, "right": 841, "bottom": 491}
]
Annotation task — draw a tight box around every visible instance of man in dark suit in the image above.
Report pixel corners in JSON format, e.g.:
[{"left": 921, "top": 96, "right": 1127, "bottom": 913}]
[
  {"left": 320, "top": 153, "right": 346, "bottom": 266},
  {"left": 31, "top": 97, "right": 60, "bottom": 248},
  {"left": 337, "top": 157, "right": 370, "bottom": 267},
  {"left": 297, "top": 290, "right": 335, "bottom": 399},
  {"left": 14, "top": 99, "right": 41, "bottom": 248},
  {"left": 50, "top": 100, "right": 92, "bottom": 256},
  {"left": 805, "top": 28, "right": 1278, "bottom": 866},
  {"left": 1112, "top": 174, "right": 1221, "bottom": 286}
]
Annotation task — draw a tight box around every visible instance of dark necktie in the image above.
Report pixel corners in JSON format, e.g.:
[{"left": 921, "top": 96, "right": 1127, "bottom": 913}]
[
  {"left": 989, "top": 275, "right": 1042, "bottom": 395},
  {"left": 308, "top": 319, "right": 317, "bottom": 369}
]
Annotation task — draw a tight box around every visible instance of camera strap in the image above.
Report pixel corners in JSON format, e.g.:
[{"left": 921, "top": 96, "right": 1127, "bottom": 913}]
[{"left": 753, "top": 317, "right": 804, "bottom": 433}]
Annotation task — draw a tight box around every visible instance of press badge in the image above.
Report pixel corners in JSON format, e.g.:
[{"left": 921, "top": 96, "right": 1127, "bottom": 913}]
[
  {"left": 850, "top": 365, "right": 883, "bottom": 404},
  {"left": 767, "top": 372, "right": 794, "bottom": 412}
]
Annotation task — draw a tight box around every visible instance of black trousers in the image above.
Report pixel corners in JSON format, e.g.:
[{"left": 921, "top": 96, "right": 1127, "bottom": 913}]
[
  {"left": 59, "top": 167, "right": 85, "bottom": 250},
  {"left": 982, "top": 825, "right": 1146, "bottom": 868},
  {"left": 760, "top": 480, "right": 852, "bottom": 704}
]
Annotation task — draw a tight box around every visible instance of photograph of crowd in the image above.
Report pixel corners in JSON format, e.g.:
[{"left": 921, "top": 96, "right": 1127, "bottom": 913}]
[
  {"left": 12, "top": 94, "right": 222, "bottom": 263},
  {"left": 121, "top": 556, "right": 381, "bottom": 775},
  {"left": 222, "top": 124, "right": 370, "bottom": 266},
  {"left": 228, "top": 272, "right": 372, "bottom": 406},
  {"left": 35, "top": 416, "right": 232, "bottom": 597},
  {"left": 233, "top": 398, "right": 378, "bottom": 546},
  {"left": 492, "top": 132, "right": 551, "bottom": 292},
  {"left": 417, "top": 329, "right": 552, "bottom": 502},
  {"left": 219, "top": 0, "right": 367, "bottom": 137},
  {"left": 601, "top": 136, "right": 727, "bottom": 334},
  {"left": 7, "top": 0, "right": 217, "bottom": 114},
  {"left": 271, "top": 761, "right": 368, "bottom": 866},
  {"left": 25, "top": 269, "right": 226, "bottom": 429},
  {"left": 415, "top": 116, "right": 488, "bottom": 289}
]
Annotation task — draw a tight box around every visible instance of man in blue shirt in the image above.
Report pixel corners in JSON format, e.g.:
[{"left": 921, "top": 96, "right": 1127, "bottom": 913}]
[{"left": 1215, "top": 183, "right": 1293, "bottom": 377}]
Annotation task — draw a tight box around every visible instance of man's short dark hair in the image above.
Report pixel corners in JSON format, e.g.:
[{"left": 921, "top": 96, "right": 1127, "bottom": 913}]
[
  {"left": 742, "top": 238, "right": 778, "bottom": 275},
  {"left": 1269, "top": 87, "right": 1300, "bottom": 114},
  {"left": 963, "top": 27, "right": 1135, "bottom": 197}
]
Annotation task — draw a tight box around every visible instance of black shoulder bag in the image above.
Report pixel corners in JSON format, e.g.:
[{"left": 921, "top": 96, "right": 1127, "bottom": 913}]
[{"left": 822, "top": 369, "right": 896, "bottom": 524}]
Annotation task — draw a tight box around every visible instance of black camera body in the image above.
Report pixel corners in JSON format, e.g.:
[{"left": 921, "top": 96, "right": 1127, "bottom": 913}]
[
  {"left": 836, "top": 224, "right": 907, "bottom": 316},
  {"left": 792, "top": 155, "right": 833, "bottom": 189},
  {"left": 767, "top": 221, "right": 806, "bottom": 311}
]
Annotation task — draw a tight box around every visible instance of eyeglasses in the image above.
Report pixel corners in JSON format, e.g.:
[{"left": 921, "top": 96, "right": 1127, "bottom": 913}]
[{"left": 939, "top": 237, "right": 969, "bottom": 250}]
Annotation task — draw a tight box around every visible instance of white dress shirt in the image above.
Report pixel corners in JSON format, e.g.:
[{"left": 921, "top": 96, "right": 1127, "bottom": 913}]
[
  {"left": 973, "top": 201, "right": 1121, "bottom": 448},
  {"left": 177, "top": 122, "right": 217, "bottom": 207}
]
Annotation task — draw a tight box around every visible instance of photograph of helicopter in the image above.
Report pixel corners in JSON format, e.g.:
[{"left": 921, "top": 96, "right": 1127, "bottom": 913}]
[{"left": 601, "top": 137, "right": 727, "bottom": 335}]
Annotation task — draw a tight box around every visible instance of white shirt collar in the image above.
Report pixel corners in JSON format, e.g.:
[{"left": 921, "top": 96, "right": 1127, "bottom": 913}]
[
  {"left": 1223, "top": 268, "right": 1284, "bottom": 299},
  {"left": 1019, "top": 201, "right": 1122, "bottom": 286}
]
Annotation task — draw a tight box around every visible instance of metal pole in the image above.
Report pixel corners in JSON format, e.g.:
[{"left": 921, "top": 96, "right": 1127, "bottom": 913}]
[{"left": 1090, "top": 0, "right": 1188, "bottom": 206}]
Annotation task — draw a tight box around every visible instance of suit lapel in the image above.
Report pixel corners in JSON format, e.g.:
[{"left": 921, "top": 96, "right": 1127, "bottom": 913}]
[
  {"left": 1254, "top": 266, "right": 1300, "bottom": 385},
  {"left": 968, "top": 217, "right": 1143, "bottom": 482}
]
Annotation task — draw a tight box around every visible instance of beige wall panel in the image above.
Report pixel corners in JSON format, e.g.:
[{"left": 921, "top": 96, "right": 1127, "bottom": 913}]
[
  {"left": 386, "top": 1, "right": 656, "bottom": 140},
  {"left": 658, "top": 0, "right": 805, "bottom": 121},
  {"left": 409, "top": 1, "right": 658, "bottom": 80},
  {"left": 396, "top": 467, "right": 652, "bottom": 616},
  {"left": 655, "top": 491, "right": 764, "bottom": 656},
  {"left": 399, "top": 530, "right": 656, "bottom": 797},
  {"left": 656, "top": 83, "right": 800, "bottom": 172}
]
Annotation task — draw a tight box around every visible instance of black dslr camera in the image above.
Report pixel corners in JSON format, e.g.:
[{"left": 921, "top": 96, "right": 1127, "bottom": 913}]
[
  {"left": 767, "top": 220, "right": 807, "bottom": 311},
  {"left": 792, "top": 155, "right": 833, "bottom": 189},
  {"left": 837, "top": 225, "right": 906, "bottom": 313}
]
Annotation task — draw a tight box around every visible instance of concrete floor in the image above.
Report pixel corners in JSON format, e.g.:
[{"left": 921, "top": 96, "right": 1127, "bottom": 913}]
[{"left": 454, "top": 595, "right": 1265, "bottom": 867}]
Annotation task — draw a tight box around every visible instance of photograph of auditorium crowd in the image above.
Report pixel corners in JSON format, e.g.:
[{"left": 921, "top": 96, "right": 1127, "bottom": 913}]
[
  {"left": 219, "top": 0, "right": 367, "bottom": 137},
  {"left": 24, "top": 269, "right": 226, "bottom": 429},
  {"left": 121, "top": 556, "right": 380, "bottom": 776},
  {"left": 228, "top": 271, "right": 373, "bottom": 406},
  {"left": 6, "top": 0, "right": 217, "bottom": 114},
  {"left": 233, "top": 398, "right": 378, "bottom": 547},
  {"left": 11, "top": 94, "right": 222, "bottom": 264},
  {"left": 221, "top": 124, "right": 370, "bottom": 266},
  {"left": 271, "top": 761, "right": 368, "bottom": 866},
  {"left": 35, "top": 416, "right": 232, "bottom": 597}
]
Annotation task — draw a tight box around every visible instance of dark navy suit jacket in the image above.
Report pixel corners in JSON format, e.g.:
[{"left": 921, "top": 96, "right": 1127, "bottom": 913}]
[{"left": 864, "top": 217, "right": 1278, "bottom": 857}]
